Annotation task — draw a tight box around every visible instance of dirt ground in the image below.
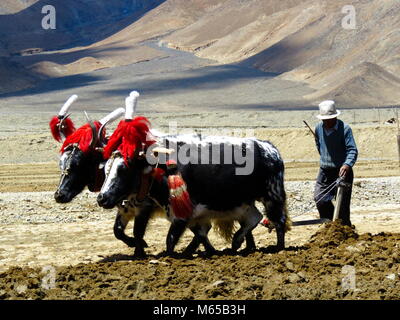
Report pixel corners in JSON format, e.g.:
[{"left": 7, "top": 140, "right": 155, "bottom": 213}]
[
  {"left": 1, "top": 222, "right": 400, "bottom": 300},
  {"left": 0, "top": 115, "right": 399, "bottom": 300}
]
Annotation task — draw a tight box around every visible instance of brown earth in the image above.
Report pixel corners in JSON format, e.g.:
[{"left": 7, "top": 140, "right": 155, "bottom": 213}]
[{"left": 1, "top": 222, "right": 399, "bottom": 300}]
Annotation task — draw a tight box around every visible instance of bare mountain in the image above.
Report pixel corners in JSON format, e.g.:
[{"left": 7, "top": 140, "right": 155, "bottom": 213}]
[
  {"left": 0, "top": 0, "right": 165, "bottom": 56},
  {"left": 304, "top": 62, "right": 400, "bottom": 107},
  {"left": 162, "top": 0, "right": 400, "bottom": 107},
  {"left": 1, "top": 0, "right": 399, "bottom": 107},
  {"left": 0, "top": 0, "right": 168, "bottom": 93},
  {"left": 0, "top": 58, "right": 39, "bottom": 94},
  {"left": 0, "top": 1, "right": 38, "bottom": 14}
]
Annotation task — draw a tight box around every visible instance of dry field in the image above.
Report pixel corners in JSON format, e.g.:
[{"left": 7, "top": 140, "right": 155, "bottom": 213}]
[{"left": 0, "top": 114, "right": 399, "bottom": 300}]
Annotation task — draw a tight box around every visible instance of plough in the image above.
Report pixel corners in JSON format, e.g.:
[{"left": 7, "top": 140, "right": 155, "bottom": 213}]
[{"left": 260, "top": 176, "right": 351, "bottom": 228}]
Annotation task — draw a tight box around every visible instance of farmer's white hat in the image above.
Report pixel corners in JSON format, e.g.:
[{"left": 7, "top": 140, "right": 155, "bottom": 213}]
[{"left": 316, "top": 100, "right": 341, "bottom": 120}]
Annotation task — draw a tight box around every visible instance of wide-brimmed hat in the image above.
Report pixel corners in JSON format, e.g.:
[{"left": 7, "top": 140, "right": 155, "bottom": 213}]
[{"left": 316, "top": 100, "right": 341, "bottom": 120}]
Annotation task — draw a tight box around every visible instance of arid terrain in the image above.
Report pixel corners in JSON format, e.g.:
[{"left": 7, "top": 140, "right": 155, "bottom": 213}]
[
  {"left": 0, "top": 112, "right": 399, "bottom": 299},
  {"left": 1, "top": 0, "right": 400, "bottom": 300}
]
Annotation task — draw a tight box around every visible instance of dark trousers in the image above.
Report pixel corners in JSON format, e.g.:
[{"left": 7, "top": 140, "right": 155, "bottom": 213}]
[{"left": 314, "top": 167, "right": 353, "bottom": 226}]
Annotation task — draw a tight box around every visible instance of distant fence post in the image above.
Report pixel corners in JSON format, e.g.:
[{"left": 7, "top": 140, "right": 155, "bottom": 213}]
[
  {"left": 398, "top": 134, "right": 400, "bottom": 167},
  {"left": 397, "top": 108, "right": 400, "bottom": 167}
]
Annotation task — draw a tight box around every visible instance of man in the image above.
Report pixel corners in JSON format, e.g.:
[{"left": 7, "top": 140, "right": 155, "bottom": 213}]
[{"left": 314, "top": 100, "right": 358, "bottom": 226}]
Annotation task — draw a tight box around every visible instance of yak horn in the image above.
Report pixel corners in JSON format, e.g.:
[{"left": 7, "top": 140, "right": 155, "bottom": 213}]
[
  {"left": 59, "top": 94, "right": 78, "bottom": 118},
  {"left": 58, "top": 113, "right": 72, "bottom": 141},
  {"left": 88, "top": 120, "right": 98, "bottom": 150},
  {"left": 84, "top": 110, "right": 91, "bottom": 123},
  {"left": 99, "top": 107, "right": 125, "bottom": 125},
  {"left": 98, "top": 107, "right": 125, "bottom": 148},
  {"left": 83, "top": 111, "right": 98, "bottom": 150}
]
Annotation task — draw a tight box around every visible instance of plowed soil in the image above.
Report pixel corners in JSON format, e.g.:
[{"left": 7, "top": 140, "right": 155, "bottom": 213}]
[{"left": 1, "top": 222, "right": 399, "bottom": 300}]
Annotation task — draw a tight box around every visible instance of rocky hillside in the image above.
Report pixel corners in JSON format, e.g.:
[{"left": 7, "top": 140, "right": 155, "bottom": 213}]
[
  {"left": 0, "top": 0, "right": 166, "bottom": 93},
  {"left": 1, "top": 0, "right": 399, "bottom": 107},
  {"left": 0, "top": 0, "right": 164, "bottom": 55},
  {"left": 162, "top": 0, "right": 400, "bottom": 107}
]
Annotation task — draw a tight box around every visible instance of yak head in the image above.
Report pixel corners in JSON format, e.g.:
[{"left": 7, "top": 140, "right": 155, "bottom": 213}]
[
  {"left": 96, "top": 92, "right": 162, "bottom": 208},
  {"left": 54, "top": 120, "right": 105, "bottom": 203},
  {"left": 50, "top": 94, "right": 124, "bottom": 203},
  {"left": 97, "top": 150, "right": 145, "bottom": 209}
]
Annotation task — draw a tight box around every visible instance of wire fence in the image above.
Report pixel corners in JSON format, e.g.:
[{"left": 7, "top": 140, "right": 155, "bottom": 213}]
[{"left": 302, "top": 107, "right": 400, "bottom": 127}]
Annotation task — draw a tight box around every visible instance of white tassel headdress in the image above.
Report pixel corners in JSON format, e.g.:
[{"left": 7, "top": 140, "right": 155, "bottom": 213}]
[{"left": 125, "top": 91, "right": 140, "bottom": 120}]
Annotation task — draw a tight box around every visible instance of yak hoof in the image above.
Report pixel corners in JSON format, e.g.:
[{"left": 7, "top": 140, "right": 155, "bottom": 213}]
[
  {"left": 133, "top": 248, "right": 147, "bottom": 259},
  {"left": 204, "top": 248, "right": 217, "bottom": 257},
  {"left": 125, "top": 237, "right": 136, "bottom": 248},
  {"left": 241, "top": 246, "right": 256, "bottom": 255}
]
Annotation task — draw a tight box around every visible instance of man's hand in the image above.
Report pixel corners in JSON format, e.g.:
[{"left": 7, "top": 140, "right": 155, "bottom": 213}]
[{"left": 339, "top": 164, "right": 350, "bottom": 177}]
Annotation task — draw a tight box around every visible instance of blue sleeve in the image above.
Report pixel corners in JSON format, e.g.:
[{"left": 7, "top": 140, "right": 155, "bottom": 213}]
[
  {"left": 343, "top": 126, "right": 358, "bottom": 167},
  {"left": 314, "top": 124, "right": 321, "bottom": 155}
]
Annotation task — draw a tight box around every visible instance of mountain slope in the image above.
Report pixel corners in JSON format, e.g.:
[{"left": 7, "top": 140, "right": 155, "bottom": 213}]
[
  {"left": 304, "top": 62, "right": 400, "bottom": 107},
  {"left": 1, "top": 0, "right": 399, "bottom": 107},
  {"left": 0, "top": 0, "right": 165, "bottom": 55},
  {"left": 162, "top": 0, "right": 400, "bottom": 107}
]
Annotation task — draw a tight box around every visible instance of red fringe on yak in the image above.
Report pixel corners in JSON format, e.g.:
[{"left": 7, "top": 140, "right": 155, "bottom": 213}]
[
  {"left": 49, "top": 116, "right": 76, "bottom": 142},
  {"left": 60, "top": 121, "right": 102, "bottom": 154},
  {"left": 151, "top": 167, "right": 166, "bottom": 182},
  {"left": 103, "top": 117, "right": 155, "bottom": 162},
  {"left": 103, "top": 116, "right": 193, "bottom": 219},
  {"left": 167, "top": 174, "right": 193, "bottom": 219}
]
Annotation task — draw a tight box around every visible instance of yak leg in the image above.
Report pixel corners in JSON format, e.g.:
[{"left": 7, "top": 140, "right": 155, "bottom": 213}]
[
  {"left": 262, "top": 199, "right": 287, "bottom": 251},
  {"left": 113, "top": 211, "right": 136, "bottom": 248},
  {"left": 244, "top": 231, "right": 256, "bottom": 252},
  {"left": 232, "top": 205, "right": 262, "bottom": 251},
  {"left": 132, "top": 204, "right": 153, "bottom": 258},
  {"left": 262, "top": 172, "right": 288, "bottom": 251},
  {"left": 183, "top": 222, "right": 216, "bottom": 256},
  {"left": 166, "top": 219, "right": 188, "bottom": 255}
]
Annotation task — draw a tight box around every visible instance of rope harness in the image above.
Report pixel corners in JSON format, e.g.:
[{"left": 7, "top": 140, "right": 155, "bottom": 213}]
[
  {"left": 260, "top": 176, "right": 350, "bottom": 229},
  {"left": 103, "top": 151, "right": 159, "bottom": 204},
  {"left": 314, "top": 177, "right": 344, "bottom": 205},
  {"left": 292, "top": 176, "right": 346, "bottom": 219},
  {"left": 57, "top": 144, "right": 79, "bottom": 192}
]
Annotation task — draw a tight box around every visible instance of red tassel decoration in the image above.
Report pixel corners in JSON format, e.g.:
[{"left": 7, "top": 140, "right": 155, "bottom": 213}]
[
  {"left": 167, "top": 174, "right": 193, "bottom": 219},
  {"left": 104, "top": 116, "right": 156, "bottom": 163},
  {"left": 60, "top": 121, "right": 102, "bottom": 154},
  {"left": 151, "top": 167, "right": 166, "bottom": 182},
  {"left": 49, "top": 116, "right": 75, "bottom": 142}
]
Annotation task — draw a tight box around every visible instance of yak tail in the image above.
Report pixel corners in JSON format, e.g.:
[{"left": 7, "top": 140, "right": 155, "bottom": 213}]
[
  {"left": 213, "top": 220, "right": 237, "bottom": 243},
  {"left": 283, "top": 200, "right": 292, "bottom": 232},
  {"left": 263, "top": 197, "right": 292, "bottom": 233}
]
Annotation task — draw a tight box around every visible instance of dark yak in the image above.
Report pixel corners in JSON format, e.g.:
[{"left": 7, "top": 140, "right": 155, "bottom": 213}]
[
  {"left": 49, "top": 94, "right": 124, "bottom": 202},
  {"left": 97, "top": 93, "right": 291, "bottom": 257}
]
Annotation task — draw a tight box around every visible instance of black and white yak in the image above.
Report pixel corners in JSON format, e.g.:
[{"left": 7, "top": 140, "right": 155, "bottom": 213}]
[
  {"left": 96, "top": 93, "right": 291, "bottom": 257},
  {"left": 50, "top": 95, "right": 128, "bottom": 223},
  {"left": 50, "top": 95, "right": 125, "bottom": 203}
]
